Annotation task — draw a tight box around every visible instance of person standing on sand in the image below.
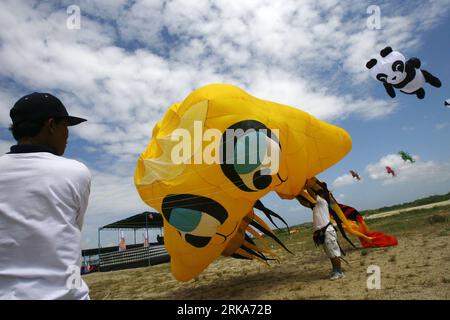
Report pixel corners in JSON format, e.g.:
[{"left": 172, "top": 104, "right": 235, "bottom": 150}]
[{"left": 302, "top": 187, "right": 346, "bottom": 280}]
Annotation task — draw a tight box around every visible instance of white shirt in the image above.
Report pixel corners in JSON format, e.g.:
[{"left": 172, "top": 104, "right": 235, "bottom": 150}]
[
  {"left": 312, "top": 195, "right": 330, "bottom": 231},
  {"left": 0, "top": 151, "right": 91, "bottom": 300}
]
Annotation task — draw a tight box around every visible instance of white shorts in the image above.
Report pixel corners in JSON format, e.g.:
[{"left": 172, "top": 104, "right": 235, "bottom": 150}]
[{"left": 322, "top": 225, "right": 341, "bottom": 258}]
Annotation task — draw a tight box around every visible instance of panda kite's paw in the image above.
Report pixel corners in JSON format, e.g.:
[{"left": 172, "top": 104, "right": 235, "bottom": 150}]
[
  {"left": 428, "top": 76, "right": 442, "bottom": 88},
  {"left": 434, "top": 79, "right": 442, "bottom": 88},
  {"left": 422, "top": 70, "right": 442, "bottom": 87},
  {"left": 416, "top": 90, "right": 425, "bottom": 99},
  {"left": 383, "top": 83, "right": 396, "bottom": 98},
  {"left": 408, "top": 58, "right": 421, "bottom": 69}
]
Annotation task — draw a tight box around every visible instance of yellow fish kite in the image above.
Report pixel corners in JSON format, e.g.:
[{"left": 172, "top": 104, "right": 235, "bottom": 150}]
[{"left": 135, "top": 84, "right": 352, "bottom": 281}]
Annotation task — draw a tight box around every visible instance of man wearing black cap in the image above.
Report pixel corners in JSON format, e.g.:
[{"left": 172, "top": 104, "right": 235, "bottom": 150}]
[{"left": 0, "top": 93, "right": 91, "bottom": 299}]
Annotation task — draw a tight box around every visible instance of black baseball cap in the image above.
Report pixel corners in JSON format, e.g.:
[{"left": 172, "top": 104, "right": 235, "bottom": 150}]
[{"left": 10, "top": 92, "right": 87, "bottom": 126}]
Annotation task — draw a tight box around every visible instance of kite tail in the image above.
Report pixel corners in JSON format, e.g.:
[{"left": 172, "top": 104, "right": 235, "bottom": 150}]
[
  {"left": 226, "top": 210, "right": 292, "bottom": 263},
  {"left": 246, "top": 224, "right": 271, "bottom": 251},
  {"left": 250, "top": 214, "right": 293, "bottom": 255},
  {"left": 232, "top": 233, "right": 279, "bottom": 264},
  {"left": 254, "top": 200, "right": 290, "bottom": 233},
  {"left": 329, "top": 207, "right": 356, "bottom": 250}
]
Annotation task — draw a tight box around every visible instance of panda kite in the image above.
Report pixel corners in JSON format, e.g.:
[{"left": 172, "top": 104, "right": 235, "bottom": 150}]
[{"left": 366, "top": 47, "right": 441, "bottom": 99}]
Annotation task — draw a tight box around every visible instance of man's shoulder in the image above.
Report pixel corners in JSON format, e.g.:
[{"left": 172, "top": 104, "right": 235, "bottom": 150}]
[
  {"left": 43, "top": 155, "right": 91, "bottom": 181},
  {"left": 0, "top": 153, "right": 91, "bottom": 186},
  {"left": 59, "top": 157, "right": 89, "bottom": 170},
  {"left": 59, "top": 157, "right": 91, "bottom": 176}
]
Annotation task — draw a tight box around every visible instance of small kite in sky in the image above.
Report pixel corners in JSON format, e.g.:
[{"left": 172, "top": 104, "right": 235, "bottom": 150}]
[
  {"left": 386, "top": 166, "right": 396, "bottom": 177},
  {"left": 349, "top": 170, "right": 361, "bottom": 180},
  {"left": 398, "top": 150, "right": 415, "bottom": 163}
]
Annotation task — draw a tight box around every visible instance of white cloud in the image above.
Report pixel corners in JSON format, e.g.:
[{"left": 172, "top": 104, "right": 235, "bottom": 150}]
[
  {"left": 62, "top": 0, "right": 129, "bottom": 22},
  {"left": 332, "top": 173, "right": 359, "bottom": 189},
  {"left": 365, "top": 153, "right": 450, "bottom": 186},
  {"left": 435, "top": 122, "right": 449, "bottom": 130}
]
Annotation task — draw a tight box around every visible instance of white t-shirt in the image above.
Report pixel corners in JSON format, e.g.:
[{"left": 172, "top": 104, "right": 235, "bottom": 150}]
[
  {"left": 0, "top": 151, "right": 91, "bottom": 300},
  {"left": 312, "top": 195, "right": 330, "bottom": 231}
]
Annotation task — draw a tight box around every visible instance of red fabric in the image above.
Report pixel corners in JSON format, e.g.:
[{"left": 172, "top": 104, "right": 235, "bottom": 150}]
[
  {"left": 360, "top": 231, "right": 398, "bottom": 248},
  {"left": 355, "top": 215, "right": 364, "bottom": 224},
  {"left": 337, "top": 202, "right": 398, "bottom": 248},
  {"left": 338, "top": 203, "right": 358, "bottom": 219},
  {"left": 339, "top": 204, "right": 354, "bottom": 217}
]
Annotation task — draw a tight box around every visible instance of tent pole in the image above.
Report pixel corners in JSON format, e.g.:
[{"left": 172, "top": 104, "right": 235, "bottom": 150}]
[
  {"left": 97, "top": 228, "right": 101, "bottom": 271},
  {"left": 145, "top": 212, "right": 149, "bottom": 243}
]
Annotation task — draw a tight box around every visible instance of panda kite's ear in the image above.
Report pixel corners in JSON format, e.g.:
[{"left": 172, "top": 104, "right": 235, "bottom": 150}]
[
  {"left": 366, "top": 59, "right": 377, "bottom": 69},
  {"left": 380, "top": 46, "right": 393, "bottom": 57}
]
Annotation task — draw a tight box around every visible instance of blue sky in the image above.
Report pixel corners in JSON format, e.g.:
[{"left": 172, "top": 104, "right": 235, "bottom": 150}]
[{"left": 0, "top": 0, "right": 449, "bottom": 249}]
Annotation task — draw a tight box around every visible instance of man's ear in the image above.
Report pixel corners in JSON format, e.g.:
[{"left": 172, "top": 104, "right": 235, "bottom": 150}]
[{"left": 46, "top": 118, "right": 57, "bottom": 134}]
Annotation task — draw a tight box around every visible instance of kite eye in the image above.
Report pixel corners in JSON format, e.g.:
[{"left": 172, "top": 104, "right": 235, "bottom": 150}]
[
  {"left": 169, "top": 207, "right": 202, "bottom": 232},
  {"left": 233, "top": 131, "right": 267, "bottom": 174},
  {"left": 392, "top": 60, "right": 404, "bottom": 73},
  {"left": 253, "top": 170, "right": 272, "bottom": 189},
  {"left": 221, "top": 120, "right": 281, "bottom": 192},
  {"left": 162, "top": 194, "right": 228, "bottom": 248}
]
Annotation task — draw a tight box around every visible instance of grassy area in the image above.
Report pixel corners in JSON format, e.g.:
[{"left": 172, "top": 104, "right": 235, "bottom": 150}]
[
  {"left": 270, "top": 203, "right": 450, "bottom": 242},
  {"left": 361, "top": 191, "right": 450, "bottom": 216},
  {"left": 364, "top": 205, "right": 450, "bottom": 235}
]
